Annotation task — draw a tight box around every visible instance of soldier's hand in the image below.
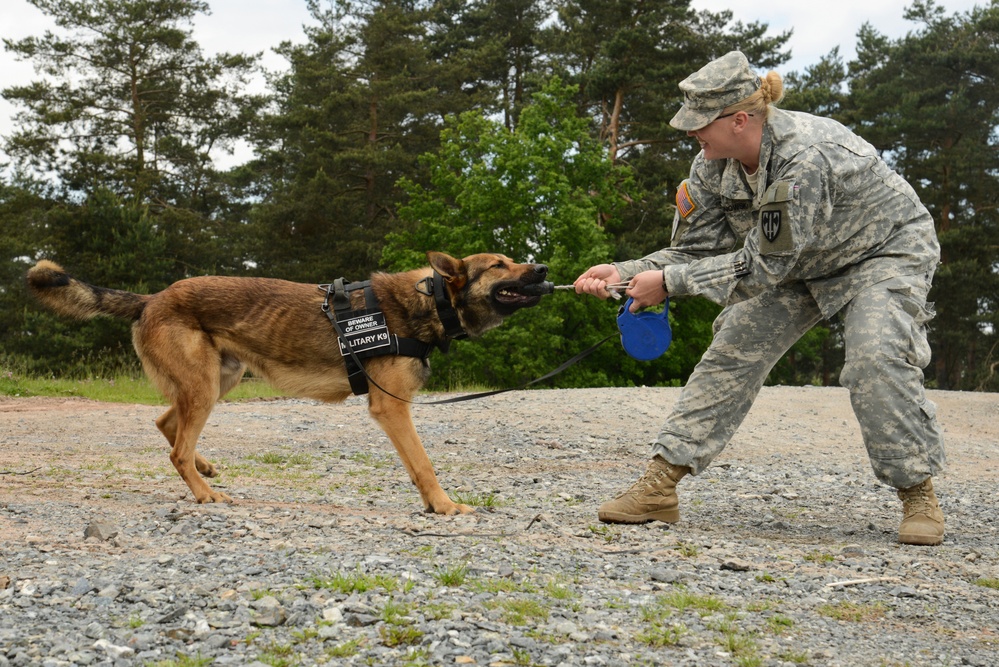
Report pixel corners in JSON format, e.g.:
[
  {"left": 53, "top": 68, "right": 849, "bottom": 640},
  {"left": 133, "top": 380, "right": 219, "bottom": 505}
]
[
  {"left": 625, "top": 270, "right": 667, "bottom": 312},
  {"left": 574, "top": 264, "right": 621, "bottom": 300}
]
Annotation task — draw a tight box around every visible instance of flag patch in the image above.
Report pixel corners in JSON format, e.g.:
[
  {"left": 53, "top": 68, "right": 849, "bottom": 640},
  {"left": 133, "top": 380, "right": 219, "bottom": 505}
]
[{"left": 676, "top": 181, "right": 697, "bottom": 218}]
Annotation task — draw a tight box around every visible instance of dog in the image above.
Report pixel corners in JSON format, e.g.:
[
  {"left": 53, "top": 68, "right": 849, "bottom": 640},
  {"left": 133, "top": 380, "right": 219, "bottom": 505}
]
[{"left": 25, "top": 252, "right": 548, "bottom": 515}]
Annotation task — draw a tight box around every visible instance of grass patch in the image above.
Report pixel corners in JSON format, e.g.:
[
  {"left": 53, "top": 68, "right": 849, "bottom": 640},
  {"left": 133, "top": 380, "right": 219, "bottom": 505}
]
[
  {"left": 657, "top": 589, "right": 728, "bottom": 614},
  {"left": 765, "top": 614, "right": 795, "bottom": 634},
  {"left": 716, "top": 627, "right": 762, "bottom": 666},
  {"left": 0, "top": 370, "right": 286, "bottom": 404},
  {"left": 636, "top": 620, "right": 688, "bottom": 648},
  {"left": 544, "top": 576, "right": 578, "bottom": 602},
  {"left": 804, "top": 550, "right": 835, "bottom": 564},
  {"left": 494, "top": 598, "right": 550, "bottom": 625},
  {"left": 307, "top": 568, "right": 399, "bottom": 595},
  {"left": 451, "top": 489, "right": 502, "bottom": 508},
  {"left": 256, "top": 642, "right": 296, "bottom": 667},
  {"left": 673, "top": 541, "right": 700, "bottom": 558},
  {"left": 433, "top": 562, "right": 470, "bottom": 587},
  {"left": 777, "top": 649, "right": 811, "bottom": 664},
  {"left": 144, "top": 654, "right": 213, "bottom": 667},
  {"left": 246, "top": 451, "right": 314, "bottom": 467},
  {"left": 973, "top": 578, "right": 999, "bottom": 590},
  {"left": 326, "top": 639, "right": 362, "bottom": 659},
  {"left": 637, "top": 589, "right": 729, "bottom": 648},
  {"left": 817, "top": 601, "right": 888, "bottom": 622}
]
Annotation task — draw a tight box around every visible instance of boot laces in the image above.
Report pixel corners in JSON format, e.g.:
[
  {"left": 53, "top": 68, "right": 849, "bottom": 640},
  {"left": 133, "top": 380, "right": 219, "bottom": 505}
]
[
  {"left": 900, "top": 485, "right": 933, "bottom": 518},
  {"left": 618, "top": 463, "right": 669, "bottom": 499}
]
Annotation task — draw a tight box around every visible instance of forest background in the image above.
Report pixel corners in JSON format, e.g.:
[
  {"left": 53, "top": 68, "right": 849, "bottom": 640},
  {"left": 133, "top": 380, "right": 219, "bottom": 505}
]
[{"left": 1, "top": 0, "right": 997, "bottom": 393}]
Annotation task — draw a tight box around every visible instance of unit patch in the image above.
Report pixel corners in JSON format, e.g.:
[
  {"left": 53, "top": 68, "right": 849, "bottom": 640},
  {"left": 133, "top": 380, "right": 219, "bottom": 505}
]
[
  {"left": 758, "top": 179, "right": 796, "bottom": 254},
  {"left": 761, "top": 210, "right": 781, "bottom": 242}
]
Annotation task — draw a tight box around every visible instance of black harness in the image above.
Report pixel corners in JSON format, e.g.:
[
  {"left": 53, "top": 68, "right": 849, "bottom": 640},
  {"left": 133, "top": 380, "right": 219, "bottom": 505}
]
[{"left": 320, "top": 273, "right": 465, "bottom": 396}]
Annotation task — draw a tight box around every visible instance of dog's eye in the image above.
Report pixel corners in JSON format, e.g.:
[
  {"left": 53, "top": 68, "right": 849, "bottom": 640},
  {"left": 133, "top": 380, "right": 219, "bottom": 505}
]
[{"left": 492, "top": 262, "right": 506, "bottom": 269}]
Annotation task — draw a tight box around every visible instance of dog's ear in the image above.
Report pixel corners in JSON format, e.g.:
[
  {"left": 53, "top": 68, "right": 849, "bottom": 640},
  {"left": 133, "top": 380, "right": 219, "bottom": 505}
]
[{"left": 426, "top": 252, "right": 467, "bottom": 288}]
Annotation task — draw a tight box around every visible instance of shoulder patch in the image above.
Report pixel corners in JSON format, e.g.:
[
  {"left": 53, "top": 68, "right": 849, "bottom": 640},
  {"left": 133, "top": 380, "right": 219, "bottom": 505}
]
[
  {"left": 676, "top": 181, "right": 697, "bottom": 218},
  {"left": 758, "top": 179, "right": 796, "bottom": 254}
]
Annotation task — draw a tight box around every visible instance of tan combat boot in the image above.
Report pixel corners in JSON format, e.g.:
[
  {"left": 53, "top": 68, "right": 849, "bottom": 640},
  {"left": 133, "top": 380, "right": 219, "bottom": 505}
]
[
  {"left": 897, "top": 477, "right": 945, "bottom": 546},
  {"left": 598, "top": 455, "right": 690, "bottom": 524}
]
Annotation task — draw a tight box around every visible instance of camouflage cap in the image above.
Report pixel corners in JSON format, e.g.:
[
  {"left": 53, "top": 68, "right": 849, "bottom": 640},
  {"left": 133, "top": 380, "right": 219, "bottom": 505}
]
[{"left": 669, "top": 51, "right": 762, "bottom": 131}]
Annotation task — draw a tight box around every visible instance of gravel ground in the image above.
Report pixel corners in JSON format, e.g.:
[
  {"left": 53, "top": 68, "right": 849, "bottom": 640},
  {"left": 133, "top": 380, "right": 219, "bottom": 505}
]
[{"left": 1, "top": 386, "right": 997, "bottom": 667}]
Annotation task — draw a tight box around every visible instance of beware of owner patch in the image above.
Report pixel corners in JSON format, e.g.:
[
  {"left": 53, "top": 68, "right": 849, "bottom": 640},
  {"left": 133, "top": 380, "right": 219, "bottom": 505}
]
[{"left": 337, "top": 311, "right": 392, "bottom": 356}]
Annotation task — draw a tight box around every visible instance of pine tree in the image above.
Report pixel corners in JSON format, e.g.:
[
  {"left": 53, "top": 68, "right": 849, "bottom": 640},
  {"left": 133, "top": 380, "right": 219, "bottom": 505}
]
[{"left": 847, "top": 0, "right": 999, "bottom": 390}]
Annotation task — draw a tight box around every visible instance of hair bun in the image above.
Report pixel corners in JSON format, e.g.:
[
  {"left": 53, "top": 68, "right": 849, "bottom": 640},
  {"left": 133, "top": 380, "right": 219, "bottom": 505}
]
[{"left": 760, "top": 71, "right": 785, "bottom": 105}]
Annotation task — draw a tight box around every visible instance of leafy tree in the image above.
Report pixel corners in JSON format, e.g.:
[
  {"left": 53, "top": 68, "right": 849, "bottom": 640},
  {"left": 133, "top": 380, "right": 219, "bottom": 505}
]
[
  {"left": 2, "top": 0, "right": 263, "bottom": 209},
  {"left": 384, "top": 79, "right": 697, "bottom": 389},
  {"left": 782, "top": 47, "right": 851, "bottom": 119},
  {"left": 2, "top": 0, "right": 264, "bottom": 293},
  {"left": 0, "top": 175, "right": 55, "bottom": 370},
  {"left": 846, "top": 0, "right": 999, "bottom": 390},
  {"left": 5, "top": 188, "right": 171, "bottom": 376},
  {"left": 242, "top": 0, "right": 445, "bottom": 282},
  {"left": 422, "top": 0, "right": 548, "bottom": 127}
]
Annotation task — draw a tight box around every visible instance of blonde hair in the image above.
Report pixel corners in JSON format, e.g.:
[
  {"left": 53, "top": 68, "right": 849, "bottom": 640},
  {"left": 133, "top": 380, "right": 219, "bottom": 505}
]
[{"left": 723, "top": 71, "right": 784, "bottom": 118}]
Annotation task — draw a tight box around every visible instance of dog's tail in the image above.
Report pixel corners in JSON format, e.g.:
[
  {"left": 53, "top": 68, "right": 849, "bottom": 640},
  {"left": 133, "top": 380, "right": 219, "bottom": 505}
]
[{"left": 26, "top": 260, "right": 148, "bottom": 322}]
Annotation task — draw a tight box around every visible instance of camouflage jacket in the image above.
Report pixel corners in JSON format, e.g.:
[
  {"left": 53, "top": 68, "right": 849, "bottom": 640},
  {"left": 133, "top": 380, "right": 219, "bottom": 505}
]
[{"left": 614, "top": 108, "right": 940, "bottom": 318}]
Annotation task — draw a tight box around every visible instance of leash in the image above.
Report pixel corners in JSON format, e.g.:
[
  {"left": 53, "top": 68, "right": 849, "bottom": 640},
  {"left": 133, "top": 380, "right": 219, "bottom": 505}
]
[
  {"left": 332, "top": 307, "right": 616, "bottom": 404},
  {"left": 418, "top": 333, "right": 617, "bottom": 405}
]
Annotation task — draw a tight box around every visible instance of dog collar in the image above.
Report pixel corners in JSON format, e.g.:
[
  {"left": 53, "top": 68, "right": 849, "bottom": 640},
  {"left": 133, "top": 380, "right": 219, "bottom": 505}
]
[{"left": 416, "top": 271, "right": 468, "bottom": 344}]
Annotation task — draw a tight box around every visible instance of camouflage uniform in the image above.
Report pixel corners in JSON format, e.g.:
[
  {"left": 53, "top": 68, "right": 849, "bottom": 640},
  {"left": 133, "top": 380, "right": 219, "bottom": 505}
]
[{"left": 613, "top": 89, "right": 945, "bottom": 490}]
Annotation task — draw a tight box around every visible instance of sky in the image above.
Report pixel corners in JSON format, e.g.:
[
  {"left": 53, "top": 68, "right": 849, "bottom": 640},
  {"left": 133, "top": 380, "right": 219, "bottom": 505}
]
[{"left": 0, "top": 0, "right": 988, "bottom": 166}]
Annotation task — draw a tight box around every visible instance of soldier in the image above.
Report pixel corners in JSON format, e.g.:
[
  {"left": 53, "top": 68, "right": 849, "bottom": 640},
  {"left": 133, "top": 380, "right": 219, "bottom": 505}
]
[{"left": 575, "top": 51, "right": 946, "bottom": 546}]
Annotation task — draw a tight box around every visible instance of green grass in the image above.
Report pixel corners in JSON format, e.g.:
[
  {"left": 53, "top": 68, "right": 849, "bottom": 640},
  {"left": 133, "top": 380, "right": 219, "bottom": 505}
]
[
  {"left": 451, "top": 489, "right": 503, "bottom": 508},
  {"left": 433, "top": 562, "right": 471, "bottom": 587},
  {"left": 144, "top": 654, "right": 213, "bottom": 667},
  {"left": 0, "top": 370, "right": 286, "bottom": 404},
  {"left": 816, "top": 601, "right": 888, "bottom": 622},
  {"left": 307, "top": 568, "right": 399, "bottom": 595},
  {"left": 491, "top": 598, "right": 550, "bottom": 625}
]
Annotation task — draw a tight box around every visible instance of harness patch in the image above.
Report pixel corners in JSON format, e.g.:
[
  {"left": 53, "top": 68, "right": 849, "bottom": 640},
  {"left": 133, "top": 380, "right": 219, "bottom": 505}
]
[{"left": 336, "top": 311, "right": 392, "bottom": 356}]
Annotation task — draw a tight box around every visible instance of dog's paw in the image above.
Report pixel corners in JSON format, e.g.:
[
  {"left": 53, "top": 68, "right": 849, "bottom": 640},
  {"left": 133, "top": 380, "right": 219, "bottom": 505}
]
[
  {"left": 428, "top": 501, "right": 475, "bottom": 515},
  {"left": 197, "top": 461, "right": 219, "bottom": 478},
  {"left": 196, "top": 490, "right": 233, "bottom": 504}
]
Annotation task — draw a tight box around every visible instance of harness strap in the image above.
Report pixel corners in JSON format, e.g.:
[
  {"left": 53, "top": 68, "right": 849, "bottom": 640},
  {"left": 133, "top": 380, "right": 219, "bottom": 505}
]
[
  {"left": 432, "top": 270, "right": 467, "bottom": 343},
  {"left": 321, "top": 279, "right": 434, "bottom": 396}
]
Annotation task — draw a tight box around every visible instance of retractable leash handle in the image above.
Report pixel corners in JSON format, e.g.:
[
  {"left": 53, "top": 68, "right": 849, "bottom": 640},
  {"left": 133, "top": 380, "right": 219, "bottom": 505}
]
[{"left": 617, "top": 297, "right": 672, "bottom": 361}]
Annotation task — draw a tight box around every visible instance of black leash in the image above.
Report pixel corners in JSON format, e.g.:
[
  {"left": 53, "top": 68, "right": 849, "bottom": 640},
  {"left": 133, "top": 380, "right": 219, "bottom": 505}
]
[
  {"left": 419, "top": 333, "right": 617, "bottom": 405},
  {"left": 334, "top": 320, "right": 616, "bottom": 405}
]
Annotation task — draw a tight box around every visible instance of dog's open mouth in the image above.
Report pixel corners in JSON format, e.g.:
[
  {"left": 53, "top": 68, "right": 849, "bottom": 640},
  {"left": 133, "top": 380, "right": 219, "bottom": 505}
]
[{"left": 493, "top": 284, "right": 543, "bottom": 307}]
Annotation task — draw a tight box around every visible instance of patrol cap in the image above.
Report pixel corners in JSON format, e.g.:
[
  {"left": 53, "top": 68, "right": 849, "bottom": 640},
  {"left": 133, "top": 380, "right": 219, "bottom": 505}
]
[{"left": 669, "top": 51, "right": 762, "bottom": 131}]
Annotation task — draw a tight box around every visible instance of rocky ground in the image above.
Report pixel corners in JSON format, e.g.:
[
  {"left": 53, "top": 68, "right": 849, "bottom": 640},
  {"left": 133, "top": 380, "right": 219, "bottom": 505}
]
[{"left": 1, "top": 386, "right": 997, "bottom": 667}]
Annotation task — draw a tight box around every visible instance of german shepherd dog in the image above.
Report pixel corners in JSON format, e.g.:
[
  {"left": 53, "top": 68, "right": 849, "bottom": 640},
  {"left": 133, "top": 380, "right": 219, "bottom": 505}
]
[{"left": 26, "top": 252, "right": 548, "bottom": 515}]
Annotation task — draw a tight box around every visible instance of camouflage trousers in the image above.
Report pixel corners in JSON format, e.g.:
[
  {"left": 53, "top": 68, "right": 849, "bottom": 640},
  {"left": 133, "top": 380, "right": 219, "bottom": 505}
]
[{"left": 652, "top": 273, "right": 945, "bottom": 490}]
